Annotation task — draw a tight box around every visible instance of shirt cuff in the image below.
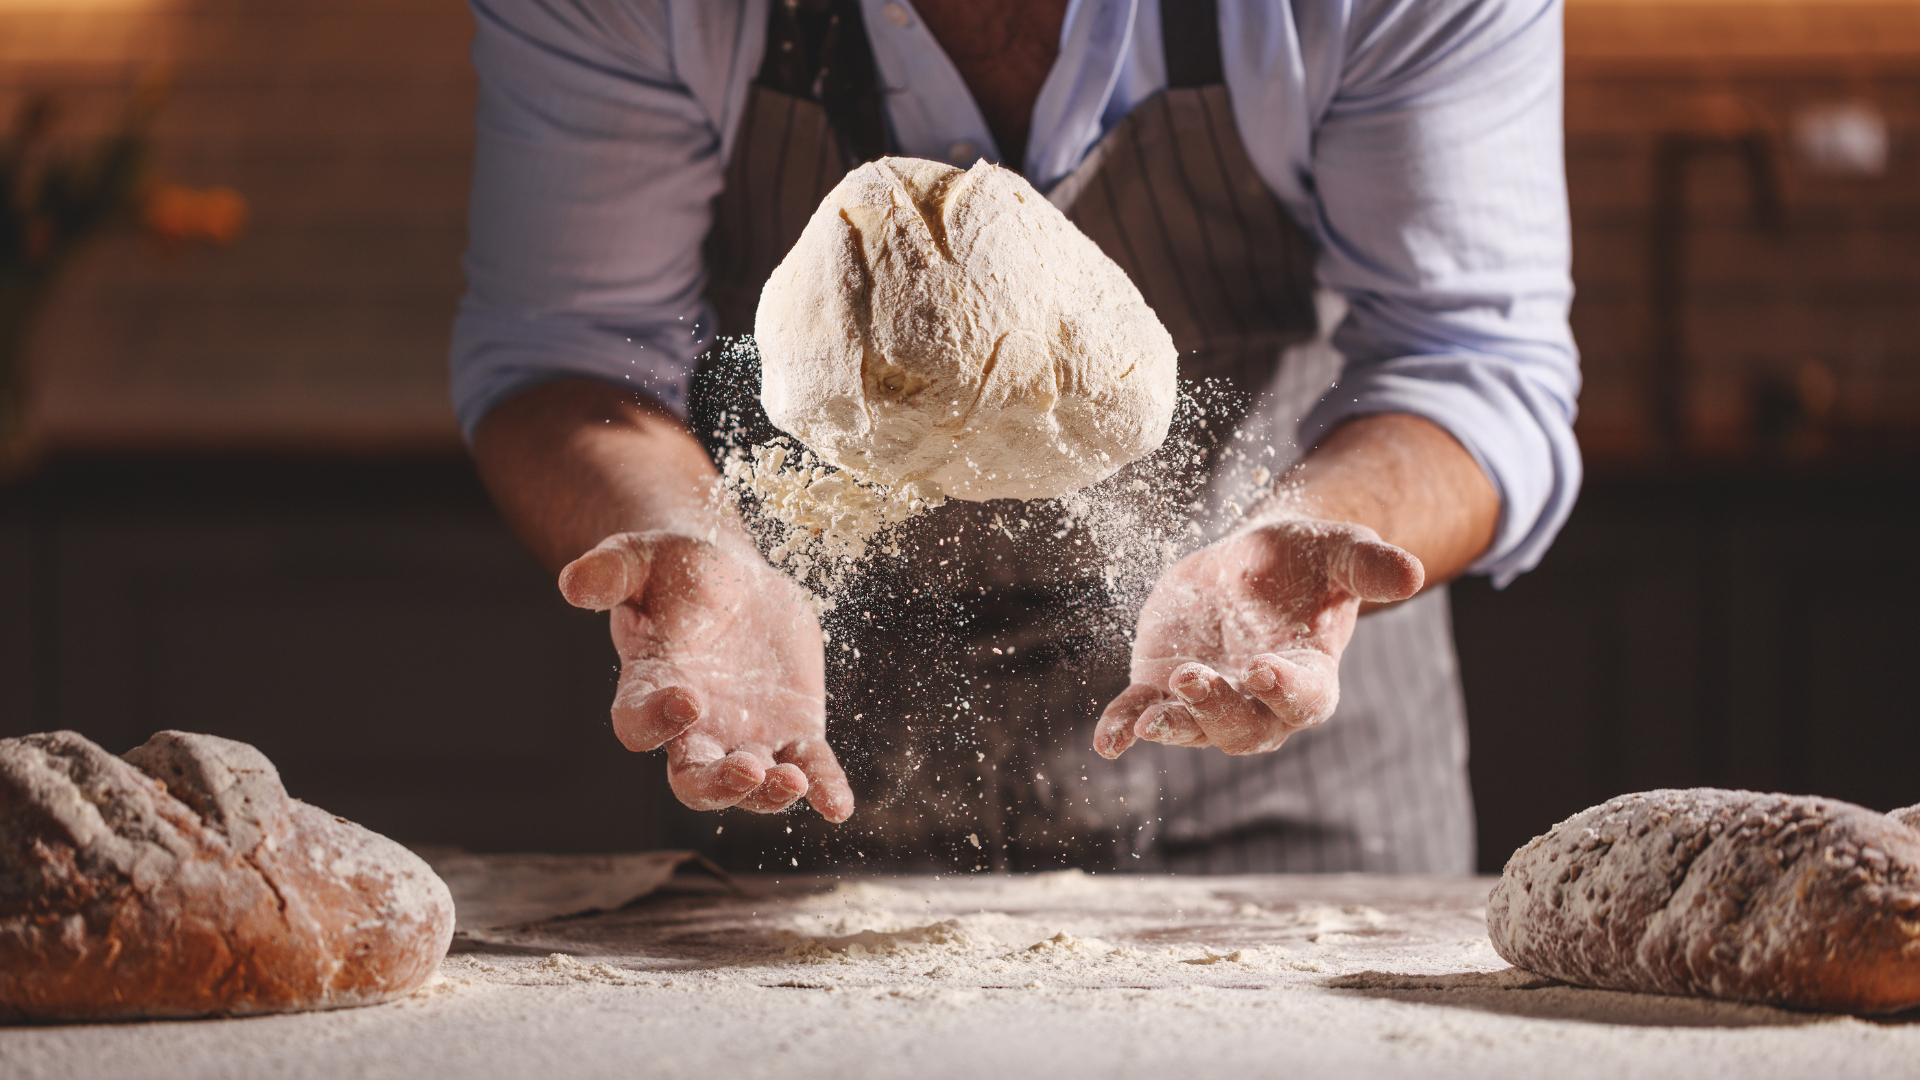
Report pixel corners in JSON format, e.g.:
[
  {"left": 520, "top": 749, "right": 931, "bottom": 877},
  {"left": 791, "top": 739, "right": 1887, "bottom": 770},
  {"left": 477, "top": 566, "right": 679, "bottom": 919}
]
[{"left": 1297, "top": 356, "right": 1582, "bottom": 588}]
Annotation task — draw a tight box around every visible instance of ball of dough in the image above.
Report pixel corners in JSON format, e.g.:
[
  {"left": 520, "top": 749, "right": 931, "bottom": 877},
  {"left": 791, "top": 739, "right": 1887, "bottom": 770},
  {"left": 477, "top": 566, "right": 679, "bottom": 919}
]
[{"left": 756, "top": 157, "right": 1178, "bottom": 501}]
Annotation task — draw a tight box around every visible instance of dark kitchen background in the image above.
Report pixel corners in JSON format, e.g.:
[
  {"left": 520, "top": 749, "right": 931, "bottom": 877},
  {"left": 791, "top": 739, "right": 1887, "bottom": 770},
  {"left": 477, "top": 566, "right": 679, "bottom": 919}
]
[{"left": 2, "top": 0, "right": 1916, "bottom": 871}]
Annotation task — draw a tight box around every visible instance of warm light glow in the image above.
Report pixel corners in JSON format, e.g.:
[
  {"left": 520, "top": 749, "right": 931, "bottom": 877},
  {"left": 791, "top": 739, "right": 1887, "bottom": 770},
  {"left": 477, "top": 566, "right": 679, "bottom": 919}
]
[{"left": 0, "top": 0, "right": 170, "bottom": 9}]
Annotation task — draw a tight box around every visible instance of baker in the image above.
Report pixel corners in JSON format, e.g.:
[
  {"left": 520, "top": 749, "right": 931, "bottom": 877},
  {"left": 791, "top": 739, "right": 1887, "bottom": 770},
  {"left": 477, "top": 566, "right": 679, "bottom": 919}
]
[{"left": 452, "top": 0, "right": 1580, "bottom": 873}]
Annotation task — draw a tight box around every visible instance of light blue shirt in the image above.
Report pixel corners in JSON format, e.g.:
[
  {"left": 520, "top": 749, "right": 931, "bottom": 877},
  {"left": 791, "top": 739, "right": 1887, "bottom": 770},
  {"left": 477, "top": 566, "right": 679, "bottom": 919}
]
[{"left": 452, "top": 0, "right": 1581, "bottom": 584}]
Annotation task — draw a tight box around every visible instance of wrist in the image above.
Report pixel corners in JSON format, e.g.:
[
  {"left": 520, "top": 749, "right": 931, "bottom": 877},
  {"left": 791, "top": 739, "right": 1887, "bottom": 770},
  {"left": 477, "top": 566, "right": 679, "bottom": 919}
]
[
  {"left": 1239, "top": 473, "right": 1375, "bottom": 537},
  {"left": 1239, "top": 413, "right": 1497, "bottom": 591},
  {"left": 474, "top": 378, "right": 738, "bottom": 572}
]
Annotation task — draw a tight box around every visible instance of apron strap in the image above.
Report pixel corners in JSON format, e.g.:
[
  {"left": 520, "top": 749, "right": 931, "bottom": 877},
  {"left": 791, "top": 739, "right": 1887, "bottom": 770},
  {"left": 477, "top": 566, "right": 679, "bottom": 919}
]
[
  {"left": 1162, "top": 0, "right": 1223, "bottom": 89},
  {"left": 755, "top": 0, "right": 889, "bottom": 164}
]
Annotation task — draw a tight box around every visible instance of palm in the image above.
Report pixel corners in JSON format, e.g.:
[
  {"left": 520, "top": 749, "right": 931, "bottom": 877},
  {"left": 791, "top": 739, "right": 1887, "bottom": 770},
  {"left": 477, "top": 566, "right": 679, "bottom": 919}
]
[
  {"left": 1132, "top": 529, "right": 1338, "bottom": 688},
  {"left": 563, "top": 533, "right": 852, "bottom": 820},
  {"left": 611, "top": 539, "right": 822, "bottom": 720},
  {"left": 1096, "top": 519, "right": 1423, "bottom": 758}
]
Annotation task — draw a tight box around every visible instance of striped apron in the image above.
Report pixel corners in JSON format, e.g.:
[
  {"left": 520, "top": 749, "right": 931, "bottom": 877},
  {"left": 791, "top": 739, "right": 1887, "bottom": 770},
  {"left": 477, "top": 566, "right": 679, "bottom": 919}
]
[{"left": 680, "top": 0, "right": 1475, "bottom": 874}]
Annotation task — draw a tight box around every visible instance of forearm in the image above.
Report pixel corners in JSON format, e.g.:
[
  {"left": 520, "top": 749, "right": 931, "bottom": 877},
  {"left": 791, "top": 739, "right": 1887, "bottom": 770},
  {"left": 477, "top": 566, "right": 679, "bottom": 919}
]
[
  {"left": 1254, "top": 413, "right": 1499, "bottom": 589},
  {"left": 471, "top": 378, "right": 738, "bottom": 573}
]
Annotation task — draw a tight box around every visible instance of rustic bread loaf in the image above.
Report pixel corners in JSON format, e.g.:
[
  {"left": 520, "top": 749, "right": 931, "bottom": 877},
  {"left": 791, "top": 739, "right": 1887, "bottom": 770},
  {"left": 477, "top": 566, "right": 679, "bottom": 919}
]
[
  {"left": 0, "top": 730, "right": 454, "bottom": 1021},
  {"left": 1487, "top": 789, "right": 1920, "bottom": 1013},
  {"left": 1890, "top": 803, "right": 1920, "bottom": 832}
]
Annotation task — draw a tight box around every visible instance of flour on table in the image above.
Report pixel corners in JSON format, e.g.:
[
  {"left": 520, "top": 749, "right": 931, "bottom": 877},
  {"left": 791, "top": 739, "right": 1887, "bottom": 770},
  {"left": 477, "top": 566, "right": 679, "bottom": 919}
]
[
  {"left": 534, "top": 954, "right": 638, "bottom": 987},
  {"left": 1182, "top": 949, "right": 1246, "bottom": 965},
  {"left": 13, "top": 874, "right": 1912, "bottom": 1080}
]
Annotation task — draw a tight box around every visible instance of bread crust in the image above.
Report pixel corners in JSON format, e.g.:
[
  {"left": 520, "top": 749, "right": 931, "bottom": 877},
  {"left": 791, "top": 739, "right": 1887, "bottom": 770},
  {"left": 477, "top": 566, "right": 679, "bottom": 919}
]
[
  {"left": 1889, "top": 803, "right": 1920, "bottom": 833},
  {"left": 1488, "top": 789, "right": 1920, "bottom": 1013},
  {"left": 0, "top": 731, "right": 454, "bottom": 1021}
]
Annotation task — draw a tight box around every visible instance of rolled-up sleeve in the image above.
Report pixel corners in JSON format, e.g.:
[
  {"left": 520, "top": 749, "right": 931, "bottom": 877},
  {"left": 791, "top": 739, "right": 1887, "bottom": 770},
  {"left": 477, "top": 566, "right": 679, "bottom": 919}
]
[
  {"left": 1297, "top": 0, "right": 1581, "bottom": 586},
  {"left": 451, "top": 0, "right": 733, "bottom": 438}
]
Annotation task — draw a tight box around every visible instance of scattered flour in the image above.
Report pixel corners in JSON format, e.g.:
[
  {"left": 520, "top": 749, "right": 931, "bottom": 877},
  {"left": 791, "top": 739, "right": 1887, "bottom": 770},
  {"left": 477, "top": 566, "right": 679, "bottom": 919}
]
[
  {"left": 533, "top": 953, "right": 638, "bottom": 987},
  {"left": 712, "top": 353, "right": 1270, "bottom": 677},
  {"left": 718, "top": 433, "right": 943, "bottom": 597},
  {"left": 1024, "top": 932, "right": 1121, "bottom": 957},
  {"left": 780, "top": 919, "right": 979, "bottom": 961}
]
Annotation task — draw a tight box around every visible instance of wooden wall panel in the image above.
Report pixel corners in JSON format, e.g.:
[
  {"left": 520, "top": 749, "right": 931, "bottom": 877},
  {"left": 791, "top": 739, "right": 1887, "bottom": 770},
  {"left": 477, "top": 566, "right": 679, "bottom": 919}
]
[
  {"left": 1565, "top": 0, "right": 1920, "bottom": 66},
  {"left": 1563, "top": 57, "right": 1920, "bottom": 459}
]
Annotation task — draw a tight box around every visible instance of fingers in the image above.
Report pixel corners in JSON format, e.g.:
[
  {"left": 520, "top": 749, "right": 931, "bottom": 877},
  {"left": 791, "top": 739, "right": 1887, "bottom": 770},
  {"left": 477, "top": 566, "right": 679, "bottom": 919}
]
[
  {"left": 1166, "top": 662, "right": 1271, "bottom": 753},
  {"left": 666, "top": 736, "right": 768, "bottom": 811},
  {"left": 1095, "top": 683, "right": 1161, "bottom": 759},
  {"left": 665, "top": 736, "right": 833, "bottom": 816},
  {"left": 610, "top": 667, "right": 701, "bottom": 752},
  {"left": 779, "top": 739, "right": 855, "bottom": 823},
  {"left": 1135, "top": 701, "right": 1208, "bottom": 747},
  {"left": 736, "top": 763, "right": 810, "bottom": 814},
  {"left": 559, "top": 535, "right": 652, "bottom": 611},
  {"left": 1327, "top": 534, "right": 1424, "bottom": 604},
  {"left": 1133, "top": 659, "right": 1335, "bottom": 755},
  {"left": 1242, "top": 649, "right": 1340, "bottom": 731}
]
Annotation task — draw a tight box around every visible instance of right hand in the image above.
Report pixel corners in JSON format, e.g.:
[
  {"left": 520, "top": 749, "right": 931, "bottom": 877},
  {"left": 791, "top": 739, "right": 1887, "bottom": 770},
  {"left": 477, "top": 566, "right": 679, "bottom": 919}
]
[{"left": 558, "top": 532, "right": 853, "bottom": 821}]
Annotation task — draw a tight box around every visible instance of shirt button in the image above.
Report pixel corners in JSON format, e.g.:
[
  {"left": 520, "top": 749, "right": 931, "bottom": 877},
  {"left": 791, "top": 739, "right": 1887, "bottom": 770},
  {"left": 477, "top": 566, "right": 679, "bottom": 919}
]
[
  {"left": 948, "top": 140, "right": 979, "bottom": 162},
  {"left": 882, "top": 2, "right": 911, "bottom": 28}
]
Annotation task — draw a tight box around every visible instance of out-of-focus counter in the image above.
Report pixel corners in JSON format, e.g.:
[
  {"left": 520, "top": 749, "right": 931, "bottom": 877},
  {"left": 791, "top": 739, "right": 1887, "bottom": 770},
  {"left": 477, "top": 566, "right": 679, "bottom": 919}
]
[{"left": 3, "top": 867, "right": 1916, "bottom": 1080}]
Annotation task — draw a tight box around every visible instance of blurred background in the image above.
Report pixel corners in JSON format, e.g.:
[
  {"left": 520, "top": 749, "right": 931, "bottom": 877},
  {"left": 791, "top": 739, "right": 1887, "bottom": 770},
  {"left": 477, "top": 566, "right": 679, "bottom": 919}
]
[{"left": 1, "top": 0, "right": 1915, "bottom": 870}]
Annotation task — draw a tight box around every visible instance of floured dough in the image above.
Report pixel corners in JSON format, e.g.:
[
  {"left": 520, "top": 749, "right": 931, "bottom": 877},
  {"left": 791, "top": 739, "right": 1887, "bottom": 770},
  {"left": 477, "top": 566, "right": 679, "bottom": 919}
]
[{"left": 756, "top": 156, "right": 1178, "bottom": 501}]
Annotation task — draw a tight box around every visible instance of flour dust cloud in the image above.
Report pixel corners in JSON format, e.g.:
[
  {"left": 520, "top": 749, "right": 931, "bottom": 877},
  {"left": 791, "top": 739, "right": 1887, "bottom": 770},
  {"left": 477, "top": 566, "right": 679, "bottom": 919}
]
[{"left": 697, "top": 336, "right": 1295, "bottom": 875}]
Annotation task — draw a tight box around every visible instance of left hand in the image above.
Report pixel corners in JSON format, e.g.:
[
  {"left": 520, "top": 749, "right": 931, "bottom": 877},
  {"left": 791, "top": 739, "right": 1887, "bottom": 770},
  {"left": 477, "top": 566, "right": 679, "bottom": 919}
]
[{"left": 1094, "top": 517, "right": 1424, "bottom": 759}]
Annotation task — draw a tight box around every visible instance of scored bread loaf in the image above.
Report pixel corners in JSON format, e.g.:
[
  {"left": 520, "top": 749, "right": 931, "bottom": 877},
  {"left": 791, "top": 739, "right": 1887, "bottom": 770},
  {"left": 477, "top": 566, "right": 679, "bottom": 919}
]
[
  {"left": 1487, "top": 788, "right": 1920, "bottom": 1013},
  {"left": 1889, "top": 803, "right": 1920, "bottom": 832},
  {"left": 0, "top": 730, "right": 454, "bottom": 1021}
]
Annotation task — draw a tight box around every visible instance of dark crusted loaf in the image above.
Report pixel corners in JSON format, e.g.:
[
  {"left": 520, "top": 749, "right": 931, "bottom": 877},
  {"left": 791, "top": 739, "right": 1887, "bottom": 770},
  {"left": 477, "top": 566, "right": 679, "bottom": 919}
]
[
  {"left": 0, "top": 730, "right": 454, "bottom": 1021},
  {"left": 1487, "top": 788, "right": 1920, "bottom": 1013}
]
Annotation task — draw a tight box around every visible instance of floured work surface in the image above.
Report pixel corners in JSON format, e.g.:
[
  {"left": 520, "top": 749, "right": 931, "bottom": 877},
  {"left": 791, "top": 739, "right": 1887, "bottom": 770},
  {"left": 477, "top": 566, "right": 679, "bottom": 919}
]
[{"left": 6, "top": 865, "right": 1917, "bottom": 1080}]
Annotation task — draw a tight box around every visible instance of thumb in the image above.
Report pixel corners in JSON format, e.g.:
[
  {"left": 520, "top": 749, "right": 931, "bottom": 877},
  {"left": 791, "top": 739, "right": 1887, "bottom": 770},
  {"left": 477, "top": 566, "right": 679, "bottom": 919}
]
[
  {"left": 559, "top": 535, "right": 654, "bottom": 611},
  {"left": 1327, "top": 533, "right": 1424, "bottom": 604}
]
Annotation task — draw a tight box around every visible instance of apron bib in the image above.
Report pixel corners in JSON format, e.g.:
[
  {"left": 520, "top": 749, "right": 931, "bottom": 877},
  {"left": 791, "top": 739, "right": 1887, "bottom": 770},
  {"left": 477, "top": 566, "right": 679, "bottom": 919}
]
[{"left": 679, "top": 0, "right": 1474, "bottom": 873}]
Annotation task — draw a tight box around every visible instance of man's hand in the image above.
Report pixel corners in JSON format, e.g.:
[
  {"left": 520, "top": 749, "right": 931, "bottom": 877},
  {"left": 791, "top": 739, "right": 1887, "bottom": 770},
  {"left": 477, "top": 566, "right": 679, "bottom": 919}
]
[
  {"left": 559, "top": 531, "right": 854, "bottom": 821},
  {"left": 1094, "top": 518, "right": 1424, "bottom": 759}
]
